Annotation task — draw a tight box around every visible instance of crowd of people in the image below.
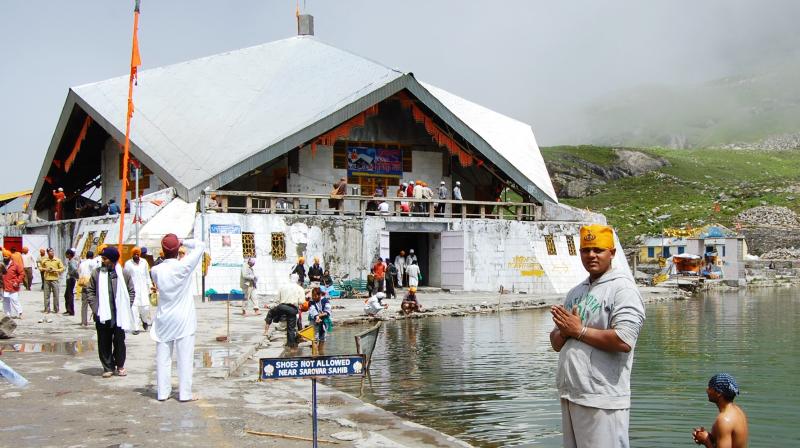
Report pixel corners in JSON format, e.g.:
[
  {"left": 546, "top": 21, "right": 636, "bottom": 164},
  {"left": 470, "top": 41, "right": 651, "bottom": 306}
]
[
  {"left": 0, "top": 236, "right": 204, "bottom": 402},
  {"left": 253, "top": 251, "right": 426, "bottom": 349},
  {"left": 329, "top": 176, "right": 463, "bottom": 216}
]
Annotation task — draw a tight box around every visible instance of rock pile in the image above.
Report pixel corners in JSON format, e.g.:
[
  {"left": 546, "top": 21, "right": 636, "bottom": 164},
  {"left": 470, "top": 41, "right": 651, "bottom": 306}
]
[
  {"left": 737, "top": 206, "right": 800, "bottom": 227},
  {"left": 718, "top": 133, "right": 800, "bottom": 151},
  {"left": 761, "top": 247, "right": 800, "bottom": 260}
]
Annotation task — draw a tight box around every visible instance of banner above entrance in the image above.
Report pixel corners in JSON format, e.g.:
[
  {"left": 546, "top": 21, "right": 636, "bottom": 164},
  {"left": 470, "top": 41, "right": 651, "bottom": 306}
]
[{"left": 347, "top": 147, "right": 402, "bottom": 178}]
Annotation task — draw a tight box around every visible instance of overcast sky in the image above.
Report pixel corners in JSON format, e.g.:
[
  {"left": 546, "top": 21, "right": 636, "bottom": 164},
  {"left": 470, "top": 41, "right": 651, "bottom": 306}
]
[{"left": 1, "top": 0, "right": 798, "bottom": 193}]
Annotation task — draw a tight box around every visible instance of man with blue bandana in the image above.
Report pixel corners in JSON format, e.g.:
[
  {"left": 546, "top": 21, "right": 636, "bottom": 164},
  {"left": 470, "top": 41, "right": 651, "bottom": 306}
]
[
  {"left": 692, "top": 373, "right": 749, "bottom": 447},
  {"left": 550, "top": 224, "right": 646, "bottom": 448}
]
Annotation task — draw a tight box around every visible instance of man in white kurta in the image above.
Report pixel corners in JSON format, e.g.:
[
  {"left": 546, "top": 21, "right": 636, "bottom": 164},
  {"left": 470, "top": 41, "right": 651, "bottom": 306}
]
[
  {"left": 150, "top": 234, "right": 205, "bottom": 402},
  {"left": 394, "top": 251, "right": 406, "bottom": 288},
  {"left": 124, "top": 248, "right": 153, "bottom": 334}
]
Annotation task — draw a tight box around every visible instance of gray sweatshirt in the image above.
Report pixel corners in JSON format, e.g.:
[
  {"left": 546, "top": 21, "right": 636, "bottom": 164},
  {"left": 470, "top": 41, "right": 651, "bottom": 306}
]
[{"left": 555, "top": 268, "right": 645, "bottom": 409}]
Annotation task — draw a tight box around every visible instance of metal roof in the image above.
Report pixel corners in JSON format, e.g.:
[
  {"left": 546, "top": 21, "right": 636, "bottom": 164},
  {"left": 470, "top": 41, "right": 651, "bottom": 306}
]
[{"left": 32, "top": 36, "right": 557, "bottom": 208}]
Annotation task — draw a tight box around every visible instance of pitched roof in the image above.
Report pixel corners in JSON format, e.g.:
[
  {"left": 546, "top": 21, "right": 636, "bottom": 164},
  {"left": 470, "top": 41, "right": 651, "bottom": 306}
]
[{"left": 32, "top": 36, "right": 557, "bottom": 208}]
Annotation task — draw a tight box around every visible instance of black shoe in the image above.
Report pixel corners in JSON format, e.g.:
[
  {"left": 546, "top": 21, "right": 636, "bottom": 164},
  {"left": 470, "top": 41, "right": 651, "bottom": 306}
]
[
  {"left": 142, "top": 323, "right": 150, "bottom": 331},
  {"left": 132, "top": 331, "right": 140, "bottom": 335}
]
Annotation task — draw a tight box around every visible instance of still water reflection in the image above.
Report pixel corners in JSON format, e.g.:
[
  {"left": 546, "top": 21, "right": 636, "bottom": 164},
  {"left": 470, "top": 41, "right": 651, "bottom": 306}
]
[{"left": 325, "top": 289, "right": 800, "bottom": 447}]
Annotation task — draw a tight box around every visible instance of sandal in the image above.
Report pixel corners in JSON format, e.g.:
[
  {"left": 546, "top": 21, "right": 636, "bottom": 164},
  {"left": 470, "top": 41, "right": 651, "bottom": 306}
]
[
  {"left": 102, "top": 371, "right": 114, "bottom": 378},
  {"left": 116, "top": 368, "right": 128, "bottom": 377}
]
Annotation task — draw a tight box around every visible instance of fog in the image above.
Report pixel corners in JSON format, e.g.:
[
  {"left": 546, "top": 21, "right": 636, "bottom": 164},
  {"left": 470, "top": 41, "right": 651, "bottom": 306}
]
[{"left": 1, "top": 0, "right": 798, "bottom": 192}]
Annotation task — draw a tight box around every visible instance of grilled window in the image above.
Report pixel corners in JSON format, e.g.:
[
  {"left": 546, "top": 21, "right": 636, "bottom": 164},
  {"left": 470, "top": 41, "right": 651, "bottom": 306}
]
[
  {"left": 95, "top": 230, "right": 108, "bottom": 252},
  {"left": 545, "top": 235, "right": 557, "bottom": 256},
  {"left": 271, "top": 232, "right": 286, "bottom": 260},
  {"left": 566, "top": 235, "right": 577, "bottom": 256},
  {"left": 242, "top": 232, "right": 256, "bottom": 258}
]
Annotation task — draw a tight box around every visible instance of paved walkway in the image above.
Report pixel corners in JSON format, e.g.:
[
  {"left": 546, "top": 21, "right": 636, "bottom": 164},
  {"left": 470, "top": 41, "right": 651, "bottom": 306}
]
[{"left": 0, "top": 285, "right": 682, "bottom": 447}]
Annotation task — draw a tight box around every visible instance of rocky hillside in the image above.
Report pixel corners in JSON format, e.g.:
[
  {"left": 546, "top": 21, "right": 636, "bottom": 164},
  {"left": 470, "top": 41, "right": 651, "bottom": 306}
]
[
  {"left": 539, "top": 146, "right": 800, "bottom": 249},
  {"left": 546, "top": 146, "right": 669, "bottom": 198}
]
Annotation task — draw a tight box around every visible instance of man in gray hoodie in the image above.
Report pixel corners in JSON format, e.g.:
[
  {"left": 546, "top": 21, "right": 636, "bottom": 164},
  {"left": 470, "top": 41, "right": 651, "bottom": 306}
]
[{"left": 549, "top": 224, "right": 646, "bottom": 448}]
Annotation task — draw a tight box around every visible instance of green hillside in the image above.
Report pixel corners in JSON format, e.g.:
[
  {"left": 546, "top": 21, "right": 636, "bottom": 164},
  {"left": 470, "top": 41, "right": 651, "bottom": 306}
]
[{"left": 539, "top": 146, "right": 800, "bottom": 246}]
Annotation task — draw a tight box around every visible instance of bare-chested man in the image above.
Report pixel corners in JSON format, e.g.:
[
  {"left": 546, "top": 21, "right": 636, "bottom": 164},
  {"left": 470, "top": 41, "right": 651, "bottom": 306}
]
[{"left": 692, "top": 373, "right": 749, "bottom": 448}]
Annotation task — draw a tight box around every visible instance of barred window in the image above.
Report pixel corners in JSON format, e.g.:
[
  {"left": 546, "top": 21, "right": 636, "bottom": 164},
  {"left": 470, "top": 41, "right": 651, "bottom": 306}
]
[
  {"left": 80, "top": 231, "right": 95, "bottom": 259},
  {"left": 95, "top": 230, "right": 108, "bottom": 252},
  {"left": 545, "top": 235, "right": 557, "bottom": 256},
  {"left": 242, "top": 232, "right": 256, "bottom": 258},
  {"left": 271, "top": 233, "right": 286, "bottom": 260},
  {"left": 566, "top": 235, "right": 577, "bottom": 256}
]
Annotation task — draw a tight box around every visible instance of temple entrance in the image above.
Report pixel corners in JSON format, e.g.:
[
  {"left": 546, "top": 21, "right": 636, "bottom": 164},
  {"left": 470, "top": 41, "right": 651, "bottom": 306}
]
[{"left": 389, "top": 232, "right": 437, "bottom": 287}]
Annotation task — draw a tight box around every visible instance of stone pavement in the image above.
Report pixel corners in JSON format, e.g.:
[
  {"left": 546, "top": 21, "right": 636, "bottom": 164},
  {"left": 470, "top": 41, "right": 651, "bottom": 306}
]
[{"left": 0, "top": 285, "right": 681, "bottom": 447}]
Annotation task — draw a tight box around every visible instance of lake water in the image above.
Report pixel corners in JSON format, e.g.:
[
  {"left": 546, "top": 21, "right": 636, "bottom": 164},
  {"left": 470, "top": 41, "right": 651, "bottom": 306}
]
[{"left": 324, "top": 288, "right": 800, "bottom": 446}]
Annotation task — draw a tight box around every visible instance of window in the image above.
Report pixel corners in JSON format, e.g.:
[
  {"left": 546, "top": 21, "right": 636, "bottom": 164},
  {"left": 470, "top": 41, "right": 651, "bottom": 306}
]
[
  {"left": 95, "top": 230, "right": 108, "bottom": 252},
  {"left": 663, "top": 247, "right": 671, "bottom": 258},
  {"left": 242, "top": 232, "right": 256, "bottom": 258},
  {"left": 647, "top": 247, "right": 655, "bottom": 258},
  {"left": 81, "top": 231, "right": 95, "bottom": 259},
  {"left": 333, "top": 142, "right": 347, "bottom": 169},
  {"left": 566, "top": 235, "right": 577, "bottom": 256},
  {"left": 271, "top": 233, "right": 286, "bottom": 260},
  {"left": 544, "top": 235, "right": 557, "bottom": 256},
  {"left": 402, "top": 149, "right": 413, "bottom": 172},
  {"left": 348, "top": 176, "right": 400, "bottom": 196},
  {"left": 678, "top": 246, "right": 685, "bottom": 254},
  {"left": 288, "top": 149, "right": 299, "bottom": 174}
]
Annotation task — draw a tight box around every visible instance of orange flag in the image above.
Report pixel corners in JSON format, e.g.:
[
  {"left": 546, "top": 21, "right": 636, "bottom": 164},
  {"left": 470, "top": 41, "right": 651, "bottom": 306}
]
[{"left": 118, "top": 0, "right": 142, "bottom": 254}]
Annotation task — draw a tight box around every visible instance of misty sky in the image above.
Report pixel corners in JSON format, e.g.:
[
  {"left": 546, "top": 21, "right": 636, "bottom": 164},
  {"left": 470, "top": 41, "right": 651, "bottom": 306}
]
[{"left": 1, "top": 0, "right": 799, "bottom": 193}]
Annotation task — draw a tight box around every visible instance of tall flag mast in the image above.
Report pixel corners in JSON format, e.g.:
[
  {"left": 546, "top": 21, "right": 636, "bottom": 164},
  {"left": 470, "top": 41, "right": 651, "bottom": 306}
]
[{"left": 117, "top": 0, "right": 142, "bottom": 254}]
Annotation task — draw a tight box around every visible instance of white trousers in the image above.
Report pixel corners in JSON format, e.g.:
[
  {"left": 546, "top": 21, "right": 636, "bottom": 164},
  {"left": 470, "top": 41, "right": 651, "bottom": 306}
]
[
  {"left": 395, "top": 267, "right": 404, "bottom": 287},
  {"left": 2, "top": 292, "right": 22, "bottom": 317},
  {"left": 131, "top": 305, "right": 151, "bottom": 331},
  {"left": 560, "top": 398, "right": 629, "bottom": 448},
  {"left": 243, "top": 286, "right": 259, "bottom": 310},
  {"left": 156, "top": 334, "right": 195, "bottom": 401}
]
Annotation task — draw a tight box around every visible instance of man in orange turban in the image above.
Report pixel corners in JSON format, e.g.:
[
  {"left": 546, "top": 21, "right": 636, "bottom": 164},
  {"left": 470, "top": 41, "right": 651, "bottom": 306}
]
[{"left": 549, "top": 224, "right": 645, "bottom": 448}]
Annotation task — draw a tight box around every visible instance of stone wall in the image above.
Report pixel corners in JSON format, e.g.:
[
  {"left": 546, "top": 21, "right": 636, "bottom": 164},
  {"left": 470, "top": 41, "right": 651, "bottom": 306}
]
[
  {"left": 199, "top": 213, "right": 628, "bottom": 296},
  {"left": 740, "top": 226, "right": 800, "bottom": 255}
]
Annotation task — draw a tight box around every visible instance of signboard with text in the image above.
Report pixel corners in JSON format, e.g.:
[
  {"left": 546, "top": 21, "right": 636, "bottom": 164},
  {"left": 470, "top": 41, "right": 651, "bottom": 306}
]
[
  {"left": 259, "top": 355, "right": 366, "bottom": 380},
  {"left": 346, "top": 147, "right": 402, "bottom": 178},
  {"left": 208, "top": 224, "right": 242, "bottom": 267}
]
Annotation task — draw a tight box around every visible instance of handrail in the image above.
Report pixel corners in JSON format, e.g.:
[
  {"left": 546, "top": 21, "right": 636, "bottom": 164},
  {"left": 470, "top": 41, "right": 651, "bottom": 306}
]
[{"left": 204, "top": 190, "right": 540, "bottom": 221}]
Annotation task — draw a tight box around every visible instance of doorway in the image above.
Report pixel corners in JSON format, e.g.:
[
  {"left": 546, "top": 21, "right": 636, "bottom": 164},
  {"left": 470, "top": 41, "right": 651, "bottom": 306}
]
[{"left": 390, "top": 232, "right": 431, "bottom": 287}]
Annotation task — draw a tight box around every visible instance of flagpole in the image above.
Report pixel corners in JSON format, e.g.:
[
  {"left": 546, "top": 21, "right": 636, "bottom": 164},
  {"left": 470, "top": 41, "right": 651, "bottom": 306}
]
[{"left": 118, "top": 0, "right": 142, "bottom": 254}]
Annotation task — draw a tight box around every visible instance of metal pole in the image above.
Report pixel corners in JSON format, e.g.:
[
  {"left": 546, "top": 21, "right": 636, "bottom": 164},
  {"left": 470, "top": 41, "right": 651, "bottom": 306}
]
[
  {"left": 200, "top": 190, "right": 206, "bottom": 302},
  {"left": 226, "top": 294, "right": 231, "bottom": 343},
  {"left": 311, "top": 378, "right": 318, "bottom": 448},
  {"left": 135, "top": 167, "right": 140, "bottom": 246}
]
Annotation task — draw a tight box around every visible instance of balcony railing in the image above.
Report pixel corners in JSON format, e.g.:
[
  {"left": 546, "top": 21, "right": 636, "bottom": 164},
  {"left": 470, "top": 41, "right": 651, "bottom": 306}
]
[{"left": 205, "top": 190, "right": 540, "bottom": 221}]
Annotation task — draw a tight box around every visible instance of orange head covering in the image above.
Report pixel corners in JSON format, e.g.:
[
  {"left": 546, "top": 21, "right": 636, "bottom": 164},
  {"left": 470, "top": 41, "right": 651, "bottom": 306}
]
[
  {"left": 409, "top": 286, "right": 417, "bottom": 293},
  {"left": 579, "top": 224, "right": 615, "bottom": 250},
  {"left": 2, "top": 250, "right": 11, "bottom": 259},
  {"left": 131, "top": 247, "right": 142, "bottom": 256},
  {"left": 298, "top": 256, "right": 305, "bottom": 264}
]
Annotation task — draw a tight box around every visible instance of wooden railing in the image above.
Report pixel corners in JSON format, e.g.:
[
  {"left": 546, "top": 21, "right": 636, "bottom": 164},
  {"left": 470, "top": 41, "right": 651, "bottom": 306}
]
[{"left": 205, "top": 190, "right": 540, "bottom": 221}]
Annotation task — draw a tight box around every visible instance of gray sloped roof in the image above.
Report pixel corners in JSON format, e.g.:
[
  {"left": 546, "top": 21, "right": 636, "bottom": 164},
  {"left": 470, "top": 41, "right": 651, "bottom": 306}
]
[{"left": 31, "top": 36, "right": 557, "bottom": 208}]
